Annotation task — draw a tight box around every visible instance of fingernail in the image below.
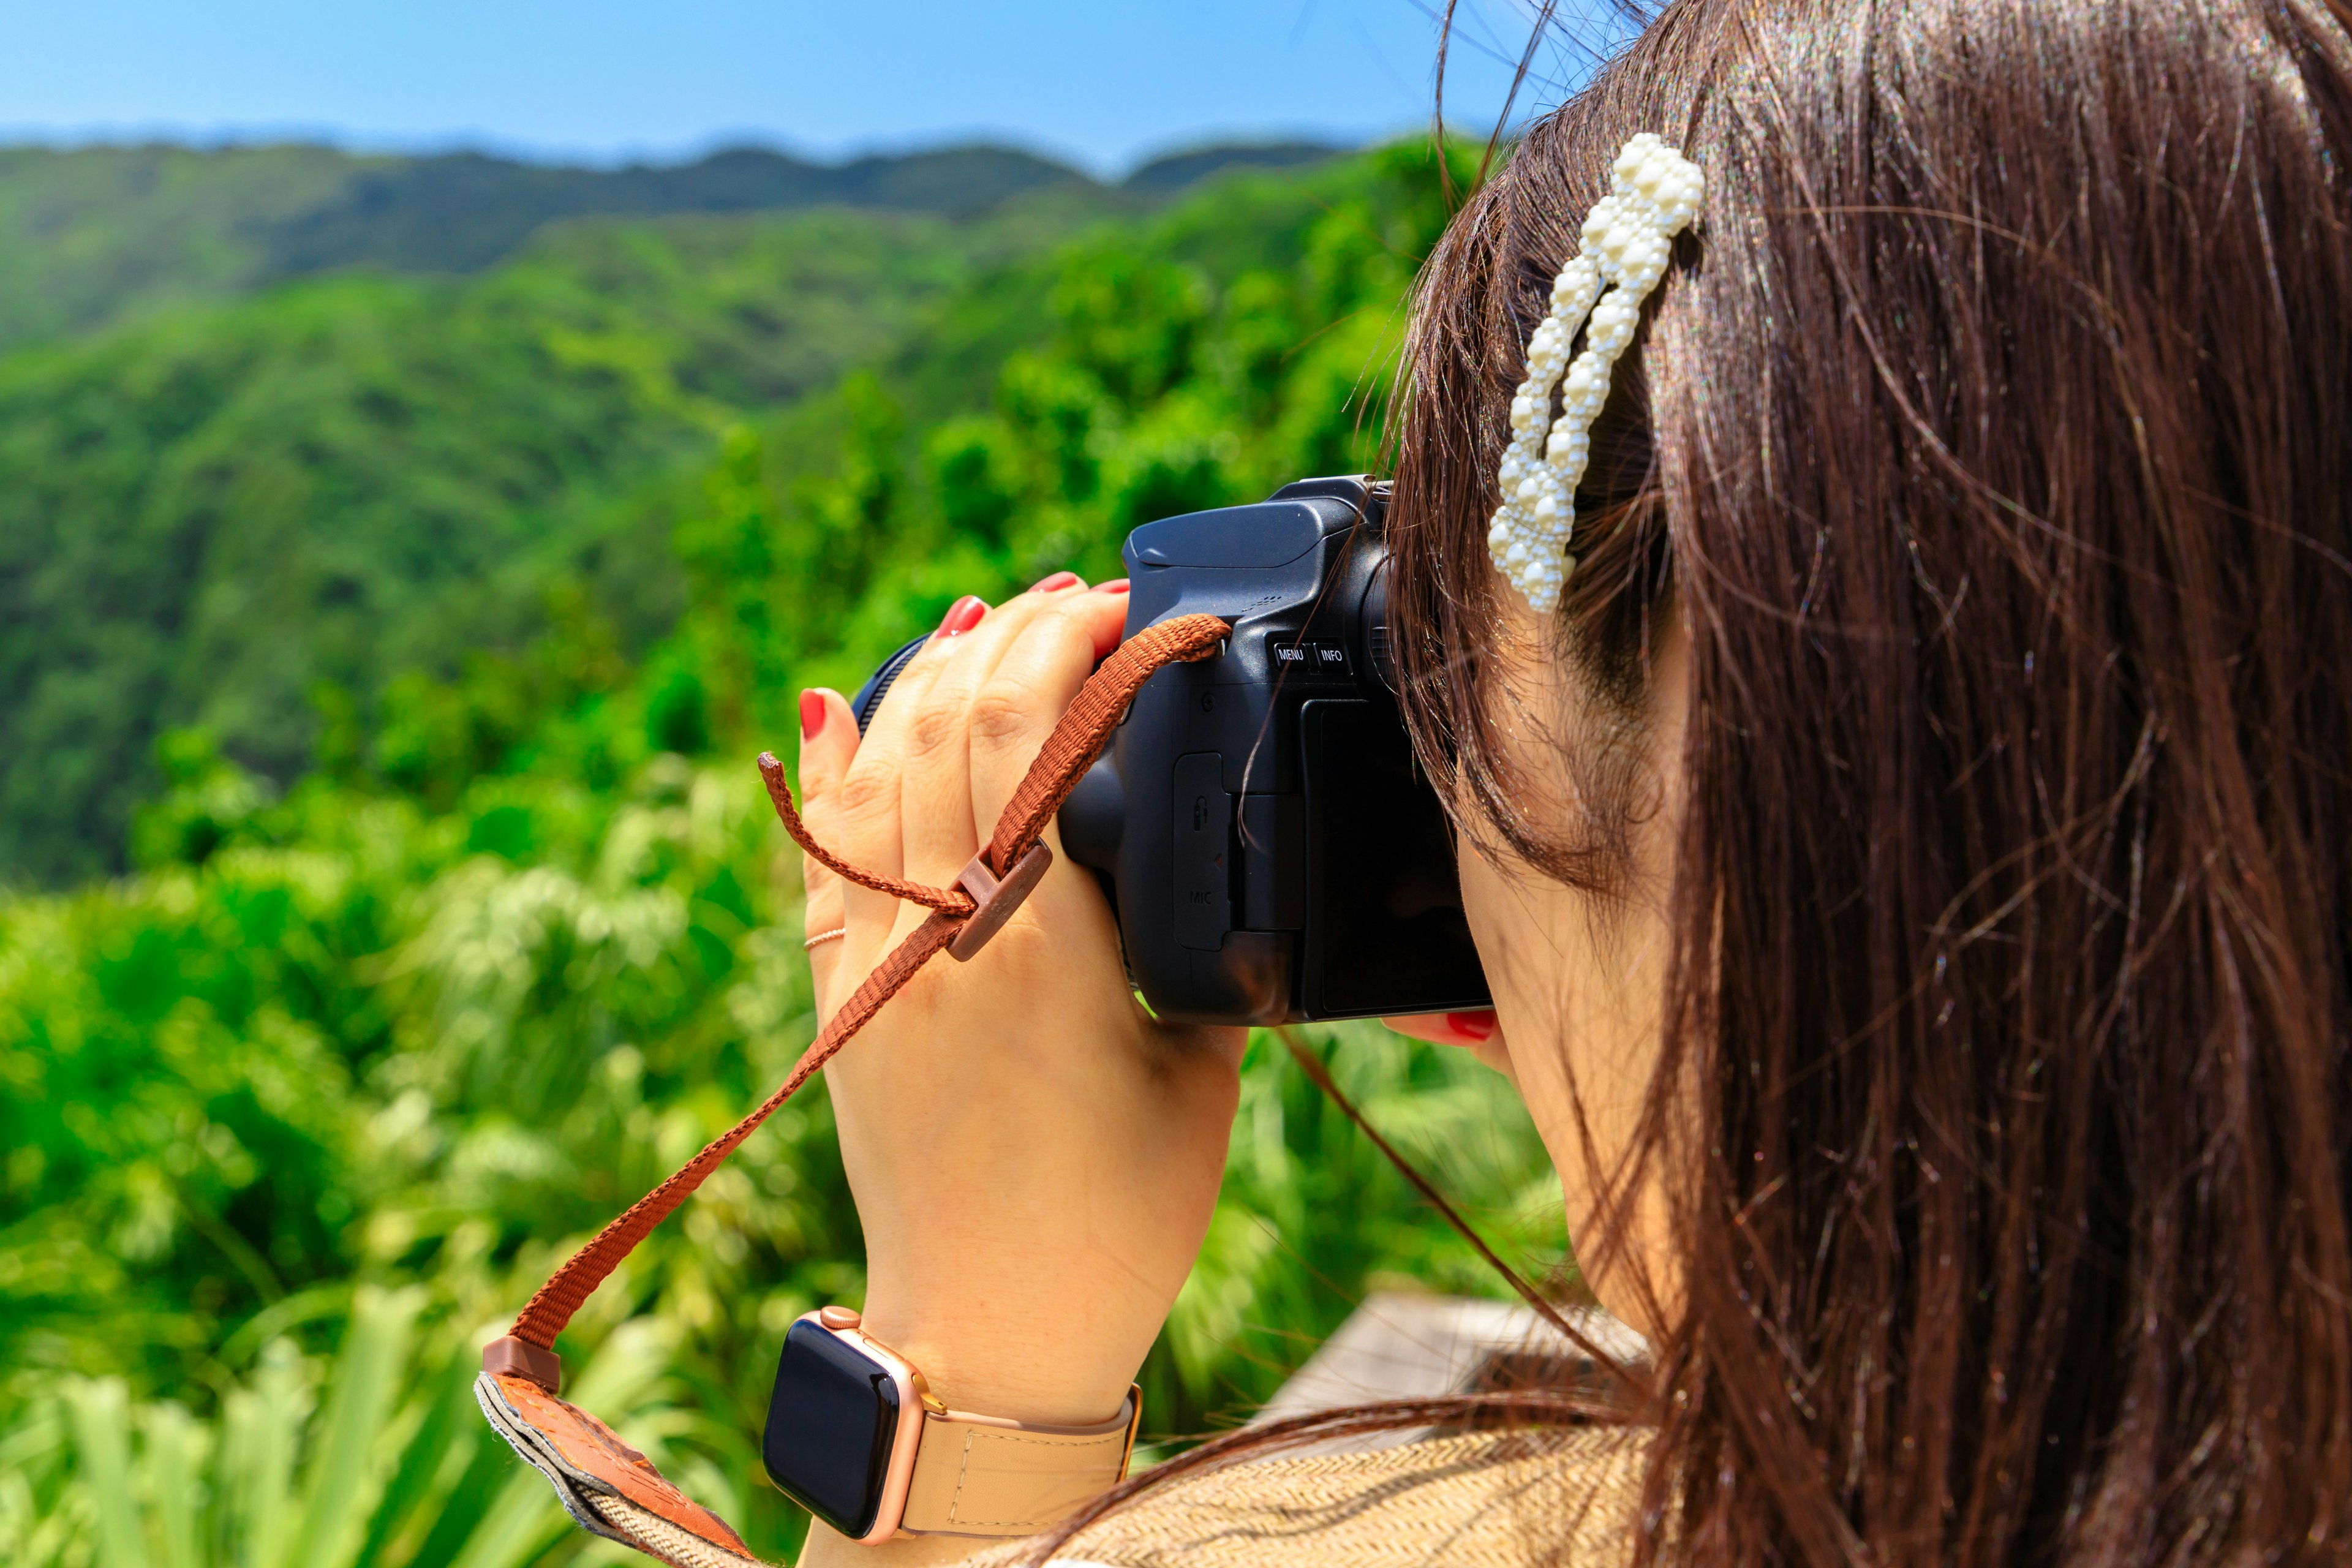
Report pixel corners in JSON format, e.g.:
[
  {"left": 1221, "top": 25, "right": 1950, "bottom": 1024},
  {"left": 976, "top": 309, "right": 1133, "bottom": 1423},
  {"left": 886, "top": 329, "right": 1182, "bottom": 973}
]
[
  {"left": 936, "top": 595, "right": 987, "bottom": 638},
  {"left": 799, "top": 689, "right": 826, "bottom": 742},
  {"left": 1028, "top": 570, "right": 1080, "bottom": 594},
  {"left": 1094, "top": 578, "right": 1130, "bottom": 595},
  {"left": 1446, "top": 1010, "right": 1498, "bottom": 1042}
]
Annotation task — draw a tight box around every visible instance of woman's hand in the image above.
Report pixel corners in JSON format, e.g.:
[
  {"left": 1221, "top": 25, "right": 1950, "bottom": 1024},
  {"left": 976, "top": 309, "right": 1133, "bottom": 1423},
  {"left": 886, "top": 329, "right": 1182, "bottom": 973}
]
[{"left": 793, "top": 578, "right": 1247, "bottom": 1440}]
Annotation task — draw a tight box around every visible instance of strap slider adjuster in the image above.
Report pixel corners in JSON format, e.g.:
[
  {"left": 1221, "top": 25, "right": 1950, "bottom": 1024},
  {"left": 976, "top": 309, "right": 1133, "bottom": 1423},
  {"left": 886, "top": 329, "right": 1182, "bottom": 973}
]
[
  {"left": 949, "top": 841, "right": 1052, "bottom": 961},
  {"left": 483, "top": 1334, "right": 563, "bottom": 1393}
]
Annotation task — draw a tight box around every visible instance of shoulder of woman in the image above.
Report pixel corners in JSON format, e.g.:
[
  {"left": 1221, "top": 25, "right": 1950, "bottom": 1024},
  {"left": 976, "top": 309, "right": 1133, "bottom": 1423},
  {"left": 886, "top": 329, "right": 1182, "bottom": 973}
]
[{"left": 967, "top": 1425, "right": 1652, "bottom": 1568}]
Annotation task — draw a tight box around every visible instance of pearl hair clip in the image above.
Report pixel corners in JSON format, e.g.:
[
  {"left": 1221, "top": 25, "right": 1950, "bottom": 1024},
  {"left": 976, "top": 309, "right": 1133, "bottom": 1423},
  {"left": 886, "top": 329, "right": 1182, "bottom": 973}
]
[{"left": 1490, "top": 133, "right": 1703, "bottom": 612}]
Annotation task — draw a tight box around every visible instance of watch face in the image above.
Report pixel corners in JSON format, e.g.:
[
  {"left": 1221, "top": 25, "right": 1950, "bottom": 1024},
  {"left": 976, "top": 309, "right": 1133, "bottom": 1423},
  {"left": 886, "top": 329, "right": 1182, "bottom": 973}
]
[{"left": 763, "top": 1319, "right": 903, "bottom": 1537}]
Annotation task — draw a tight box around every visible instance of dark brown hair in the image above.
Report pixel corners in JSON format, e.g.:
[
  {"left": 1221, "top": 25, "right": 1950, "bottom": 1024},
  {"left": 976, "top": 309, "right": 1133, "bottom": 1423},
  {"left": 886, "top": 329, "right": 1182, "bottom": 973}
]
[
  {"left": 1033, "top": 0, "right": 2352, "bottom": 1562},
  {"left": 1389, "top": 0, "right": 2352, "bottom": 1559}
]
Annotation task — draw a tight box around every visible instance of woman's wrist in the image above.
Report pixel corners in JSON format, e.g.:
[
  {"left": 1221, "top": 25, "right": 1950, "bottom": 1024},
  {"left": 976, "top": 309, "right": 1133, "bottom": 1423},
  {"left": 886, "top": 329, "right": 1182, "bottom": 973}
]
[
  {"left": 790, "top": 1303, "right": 1140, "bottom": 1568},
  {"left": 797, "top": 1520, "right": 987, "bottom": 1566},
  {"left": 853, "top": 1301, "right": 1143, "bottom": 1430}
]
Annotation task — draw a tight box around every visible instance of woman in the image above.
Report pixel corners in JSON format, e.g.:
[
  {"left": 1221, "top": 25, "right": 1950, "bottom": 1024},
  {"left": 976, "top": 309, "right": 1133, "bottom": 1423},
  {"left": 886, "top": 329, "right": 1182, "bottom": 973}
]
[{"left": 788, "top": 0, "right": 2352, "bottom": 1559}]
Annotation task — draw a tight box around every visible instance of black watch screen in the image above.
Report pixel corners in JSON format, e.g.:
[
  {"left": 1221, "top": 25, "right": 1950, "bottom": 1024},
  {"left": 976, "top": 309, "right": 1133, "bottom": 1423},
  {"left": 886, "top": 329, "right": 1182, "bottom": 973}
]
[{"left": 762, "top": 1319, "right": 902, "bottom": 1537}]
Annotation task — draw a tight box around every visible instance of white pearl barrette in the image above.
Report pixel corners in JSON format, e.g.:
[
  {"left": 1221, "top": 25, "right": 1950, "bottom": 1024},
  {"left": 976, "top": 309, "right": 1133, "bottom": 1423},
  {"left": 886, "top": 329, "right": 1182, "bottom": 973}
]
[{"left": 1489, "top": 133, "right": 1703, "bottom": 613}]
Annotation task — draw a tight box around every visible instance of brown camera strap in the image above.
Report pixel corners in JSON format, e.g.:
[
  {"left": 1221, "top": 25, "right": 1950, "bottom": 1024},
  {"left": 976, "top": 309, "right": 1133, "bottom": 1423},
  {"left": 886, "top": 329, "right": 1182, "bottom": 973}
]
[{"left": 483, "top": 609, "right": 1230, "bottom": 1390}]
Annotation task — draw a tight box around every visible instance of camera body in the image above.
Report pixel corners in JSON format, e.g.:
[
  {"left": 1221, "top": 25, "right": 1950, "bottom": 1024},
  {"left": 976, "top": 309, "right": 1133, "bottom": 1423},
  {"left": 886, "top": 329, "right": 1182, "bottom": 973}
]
[{"left": 854, "top": 476, "right": 1490, "bottom": 1025}]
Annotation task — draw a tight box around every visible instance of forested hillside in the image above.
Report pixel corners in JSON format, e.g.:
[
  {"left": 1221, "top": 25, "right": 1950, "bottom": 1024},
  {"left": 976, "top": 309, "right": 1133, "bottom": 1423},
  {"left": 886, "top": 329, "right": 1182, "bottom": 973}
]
[
  {"left": 0, "top": 139, "right": 1340, "bottom": 351},
  {"left": 0, "top": 140, "right": 1564, "bottom": 1568},
  {"left": 0, "top": 202, "right": 1071, "bottom": 884},
  {"left": 0, "top": 140, "right": 1340, "bottom": 886}
]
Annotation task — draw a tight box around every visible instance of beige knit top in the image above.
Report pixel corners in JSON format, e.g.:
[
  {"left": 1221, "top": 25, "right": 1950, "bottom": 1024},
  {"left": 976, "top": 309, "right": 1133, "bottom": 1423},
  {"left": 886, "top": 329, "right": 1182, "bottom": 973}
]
[{"left": 963, "top": 1427, "right": 1650, "bottom": 1568}]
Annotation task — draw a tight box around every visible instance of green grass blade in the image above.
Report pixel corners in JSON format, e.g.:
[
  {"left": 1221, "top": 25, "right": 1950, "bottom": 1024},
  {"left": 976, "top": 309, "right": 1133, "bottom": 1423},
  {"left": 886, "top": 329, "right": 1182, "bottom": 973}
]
[
  {"left": 5, "top": 1396, "right": 81, "bottom": 1568},
  {"left": 225, "top": 1341, "right": 309, "bottom": 1568},
  {"left": 395, "top": 1420, "right": 507, "bottom": 1568},
  {"left": 64, "top": 1378, "right": 151, "bottom": 1568},
  {"left": 349, "top": 1360, "right": 481, "bottom": 1568},
  {"left": 143, "top": 1401, "right": 203, "bottom": 1568},
  {"left": 280, "top": 1284, "right": 424, "bottom": 1568}
]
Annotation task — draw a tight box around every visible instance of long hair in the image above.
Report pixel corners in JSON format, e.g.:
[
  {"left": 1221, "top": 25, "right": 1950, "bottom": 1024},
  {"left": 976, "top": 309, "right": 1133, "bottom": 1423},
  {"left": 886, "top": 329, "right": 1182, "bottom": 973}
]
[{"left": 1384, "top": 0, "right": 2352, "bottom": 1560}]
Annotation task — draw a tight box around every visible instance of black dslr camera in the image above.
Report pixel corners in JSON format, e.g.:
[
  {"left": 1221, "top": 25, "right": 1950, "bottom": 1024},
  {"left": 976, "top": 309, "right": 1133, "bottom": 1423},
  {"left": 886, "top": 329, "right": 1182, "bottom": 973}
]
[{"left": 853, "top": 476, "right": 1490, "bottom": 1025}]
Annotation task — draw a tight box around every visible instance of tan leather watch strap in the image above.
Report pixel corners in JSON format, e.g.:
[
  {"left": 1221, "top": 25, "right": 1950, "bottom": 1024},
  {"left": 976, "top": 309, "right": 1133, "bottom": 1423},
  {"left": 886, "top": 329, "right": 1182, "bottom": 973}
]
[{"left": 901, "top": 1389, "right": 1141, "bottom": 1538}]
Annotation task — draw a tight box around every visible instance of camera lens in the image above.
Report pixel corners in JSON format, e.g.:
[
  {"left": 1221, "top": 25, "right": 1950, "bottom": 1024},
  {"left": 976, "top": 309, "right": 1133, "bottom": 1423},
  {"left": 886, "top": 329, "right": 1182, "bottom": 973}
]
[
  {"left": 851, "top": 633, "right": 931, "bottom": 735},
  {"left": 1358, "top": 559, "right": 1400, "bottom": 696}
]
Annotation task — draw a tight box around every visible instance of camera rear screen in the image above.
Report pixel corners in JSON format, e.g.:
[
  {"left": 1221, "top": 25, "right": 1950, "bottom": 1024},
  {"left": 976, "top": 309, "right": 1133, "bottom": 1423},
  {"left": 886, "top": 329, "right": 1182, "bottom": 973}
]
[
  {"left": 1298, "top": 700, "right": 1490, "bottom": 1017},
  {"left": 762, "top": 1320, "right": 901, "bottom": 1538}
]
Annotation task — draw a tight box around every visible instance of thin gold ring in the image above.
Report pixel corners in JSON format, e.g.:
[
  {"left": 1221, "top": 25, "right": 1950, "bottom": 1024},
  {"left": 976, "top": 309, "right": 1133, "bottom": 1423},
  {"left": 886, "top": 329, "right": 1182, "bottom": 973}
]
[{"left": 802, "top": 927, "right": 847, "bottom": 951}]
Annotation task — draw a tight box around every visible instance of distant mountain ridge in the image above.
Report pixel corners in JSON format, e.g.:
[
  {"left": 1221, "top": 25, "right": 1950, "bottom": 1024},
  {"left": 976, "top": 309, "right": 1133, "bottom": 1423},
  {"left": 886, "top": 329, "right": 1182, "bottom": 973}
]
[
  {"left": 255, "top": 145, "right": 1089, "bottom": 277},
  {"left": 0, "top": 138, "right": 1345, "bottom": 353}
]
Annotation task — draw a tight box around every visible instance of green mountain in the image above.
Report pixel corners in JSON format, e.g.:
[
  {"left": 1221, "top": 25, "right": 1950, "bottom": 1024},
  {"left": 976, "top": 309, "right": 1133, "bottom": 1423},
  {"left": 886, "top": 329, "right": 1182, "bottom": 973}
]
[
  {"left": 0, "top": 140, "right": 1343, "bottom": 353},
  {"left": 247, "top": 145, "right": 1095, "bottom": 277},
  {"left": 1119, "top": 138, "right": 1341, "bottom": 193}
]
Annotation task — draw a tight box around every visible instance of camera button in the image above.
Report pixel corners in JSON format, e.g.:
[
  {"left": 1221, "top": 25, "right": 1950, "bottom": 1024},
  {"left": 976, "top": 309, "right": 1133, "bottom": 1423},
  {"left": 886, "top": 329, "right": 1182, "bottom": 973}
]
[{"left": 1173, "top": 753, "right": 1233, "bottom": 951}]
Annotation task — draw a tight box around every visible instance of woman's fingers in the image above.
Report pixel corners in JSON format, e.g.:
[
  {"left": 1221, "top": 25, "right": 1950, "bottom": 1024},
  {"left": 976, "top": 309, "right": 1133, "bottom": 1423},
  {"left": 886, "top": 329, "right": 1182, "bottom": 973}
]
[
  {"left": 807, "top": 576, "right": 1125, "bottom": 979},
  {"left": 894, "top": 597, "right": 1018, "bottom": 889},
  {"left": 1381, "top": 1009, "right": 1495, "bottom": 1045},
  {"left": 965, "top": 587, "right": 1129, "bottom": 840},
  {"left": 831, "top": 601, "right": 982, "bottom": 873},
  {"left": 793, "top": 687, "right": 860, "bottom": 1005},
  {"left": 892, "top": 579, "right": 1114, "bottom": 888},
  {"left": 1383, "top": 1009, "right": 1517, "bottom": 1084}
]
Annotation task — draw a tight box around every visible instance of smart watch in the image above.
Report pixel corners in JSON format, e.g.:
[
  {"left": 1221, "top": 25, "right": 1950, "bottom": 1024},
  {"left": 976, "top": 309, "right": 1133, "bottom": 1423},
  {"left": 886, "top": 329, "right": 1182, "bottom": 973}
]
[{"left": 763, "top": 1306, "right": 1141, "bottom": 1544}]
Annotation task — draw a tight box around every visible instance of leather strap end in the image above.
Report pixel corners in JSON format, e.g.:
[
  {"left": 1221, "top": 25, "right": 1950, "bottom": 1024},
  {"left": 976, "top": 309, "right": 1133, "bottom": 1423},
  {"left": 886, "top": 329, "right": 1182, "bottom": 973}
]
[{"left": 484, "top": 1334, "right": 564, "bottom": 1393}]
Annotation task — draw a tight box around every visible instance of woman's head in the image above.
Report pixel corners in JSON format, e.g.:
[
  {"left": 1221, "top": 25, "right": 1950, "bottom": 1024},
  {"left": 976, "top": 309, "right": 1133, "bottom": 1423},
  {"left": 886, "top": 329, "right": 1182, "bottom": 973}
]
[{"left": 1390, "top": 0, "right": 2352, "bottom": 1558}]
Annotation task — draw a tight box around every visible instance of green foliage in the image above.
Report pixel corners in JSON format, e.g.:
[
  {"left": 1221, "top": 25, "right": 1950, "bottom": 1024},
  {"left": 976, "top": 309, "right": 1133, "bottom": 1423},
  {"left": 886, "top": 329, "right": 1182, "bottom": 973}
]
[
  {"left": 0, "top": 208, "right": 1005, "bottom": 884},
  {"left": 6, "top": 1291, "right": 702, "bottom": 1568},
  {"left": 1, "top": 138, "right": 1547, "bottom": 1566},
  {"left": 926, "top": 417, "right": 1022, "bottom": 546},
  {"left": 131, "top": 731, "right": 279, "bottom": 872}
]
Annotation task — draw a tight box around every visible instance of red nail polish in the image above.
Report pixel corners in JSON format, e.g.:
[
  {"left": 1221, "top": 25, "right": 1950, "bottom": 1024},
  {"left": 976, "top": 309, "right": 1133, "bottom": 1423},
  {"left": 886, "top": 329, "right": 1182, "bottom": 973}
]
[
  {"left": 799, "top": 689, "right": 826, "bottom": 741},
  {"left": 936, "top": 595, "right": 987, "bottom": 638},
  {"left": 1094, "top": 578, "right": 1130, "bottom": 595},
  {"left": 1446, "top": 1009, "right": 1498, "bottom": 1042},
  {"left": 1029, "top": 570, "right": 1080, "bottom": 593}
]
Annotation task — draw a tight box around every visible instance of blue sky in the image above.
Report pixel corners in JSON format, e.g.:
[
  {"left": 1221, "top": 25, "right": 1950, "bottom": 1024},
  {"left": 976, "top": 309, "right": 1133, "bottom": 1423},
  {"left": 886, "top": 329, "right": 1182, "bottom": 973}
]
[{"left": 0, "top": 1, "right": 1619, "bottom": 175}]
